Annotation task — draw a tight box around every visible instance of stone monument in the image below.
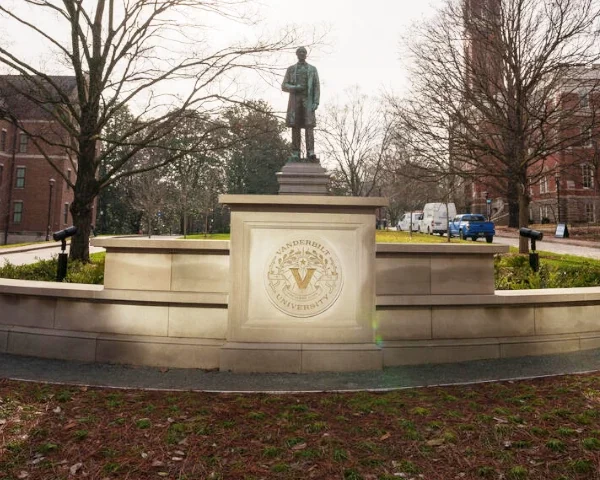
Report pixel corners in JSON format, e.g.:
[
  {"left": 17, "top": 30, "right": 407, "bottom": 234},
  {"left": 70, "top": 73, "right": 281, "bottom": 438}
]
[
  {"left": 218, "top": 48, "right": 388, "bottom": 373},
  {"left": 277, "top": 46, "right": 330, "bottom": 195}
]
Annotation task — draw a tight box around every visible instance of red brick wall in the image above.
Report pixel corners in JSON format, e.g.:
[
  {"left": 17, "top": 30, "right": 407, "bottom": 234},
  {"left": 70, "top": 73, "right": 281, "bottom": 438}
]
[{"left": 0, "top": 118, "right": 77, "bottom": 242}]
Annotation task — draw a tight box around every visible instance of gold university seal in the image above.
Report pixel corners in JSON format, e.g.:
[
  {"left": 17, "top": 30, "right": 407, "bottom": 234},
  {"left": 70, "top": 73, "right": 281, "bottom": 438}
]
[{"left": 265, "top": 237, "right": 343, "bottom": 318}]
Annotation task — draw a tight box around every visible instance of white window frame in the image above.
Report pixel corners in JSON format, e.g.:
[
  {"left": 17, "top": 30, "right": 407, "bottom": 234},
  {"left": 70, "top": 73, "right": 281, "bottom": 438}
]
[
  {"left": 18, "top": 133, "right": 28, "bottom": 153},
  {"left": 15, "top": 166, "right": 26, "bottom": 188},
  {"left": 0, "top": 129, "right": 7, "bottom": 152},
  {"left": 582, "top": 164, "right": 594, "bottom": 189},
  {"left": 13, "top": 201, "right": 23, "bottom": 224},
  {"left": 540, "top": 176, "right": 549, "bottom": 194}
]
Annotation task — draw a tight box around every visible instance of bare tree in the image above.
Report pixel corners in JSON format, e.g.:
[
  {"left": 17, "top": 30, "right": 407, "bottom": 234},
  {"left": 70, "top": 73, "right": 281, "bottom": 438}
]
[
  {"left": 319, "top": 88, "right": 392, "bottom": 197},
  {"left": 128, "top": 166, "right": 169, "bottom": 238},
  {"left": 0, "top": 0, "right": 312, "bottom": 260},
  {"left": 395, "top": 0, "right": 600, "bottom": 252}
]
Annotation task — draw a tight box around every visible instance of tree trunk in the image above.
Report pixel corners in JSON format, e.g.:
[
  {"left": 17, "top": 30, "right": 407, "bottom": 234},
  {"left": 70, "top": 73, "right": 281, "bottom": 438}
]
[
  {"left": 518, "top": 187, "right": 530, "bottom": 254},
  {"left": 69, "top": 198, "right": 92, "bottom": 262},
  {"left": 507, "top": 178, "right": 519, "bottom": 228}
]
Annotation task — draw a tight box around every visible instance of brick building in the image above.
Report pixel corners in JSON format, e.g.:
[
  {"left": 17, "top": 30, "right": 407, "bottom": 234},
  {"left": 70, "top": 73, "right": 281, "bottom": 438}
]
[
  {"left": 0, "top": 76, "right": 78, "bottom": 244},
  {"left": 461, "top": 0, "right": 600, "bottom": 226},
  {"left": 527, "top": 67, "right": 600, "bottom": 225}
]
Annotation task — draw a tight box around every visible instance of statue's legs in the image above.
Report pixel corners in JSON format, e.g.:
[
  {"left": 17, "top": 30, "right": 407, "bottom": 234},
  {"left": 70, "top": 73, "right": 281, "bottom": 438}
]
[
  {"left": 291, "top": 127, "right": 301, "bottom": 158},
  {"left": 305, "top": 128, "right": 315, "bottom": 158}
]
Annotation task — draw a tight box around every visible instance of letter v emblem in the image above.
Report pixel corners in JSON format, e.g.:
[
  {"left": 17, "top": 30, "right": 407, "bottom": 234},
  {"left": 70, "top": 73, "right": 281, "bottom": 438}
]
[{"left": 290, "top": 268, "right": 316, "bottom": 290}]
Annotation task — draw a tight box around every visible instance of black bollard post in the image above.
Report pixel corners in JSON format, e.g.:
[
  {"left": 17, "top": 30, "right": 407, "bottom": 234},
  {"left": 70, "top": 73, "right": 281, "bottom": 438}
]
[
  {"left": 519, "top": 228, "right": 543, "bottom": 273},
  {"left": 52, "top": 226, "right": 78, "bottom": 282}
]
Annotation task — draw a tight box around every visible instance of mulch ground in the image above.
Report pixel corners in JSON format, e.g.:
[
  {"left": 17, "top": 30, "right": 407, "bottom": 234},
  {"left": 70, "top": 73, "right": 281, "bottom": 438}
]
[{"left": 1, "top": 373, "right": 600, "bottom": 480}]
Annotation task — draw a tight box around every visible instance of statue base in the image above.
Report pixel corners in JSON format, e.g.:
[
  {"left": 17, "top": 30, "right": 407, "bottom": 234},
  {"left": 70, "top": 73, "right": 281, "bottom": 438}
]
[{"left": 276, "top": 161, "right": 330, "bottom": 196}]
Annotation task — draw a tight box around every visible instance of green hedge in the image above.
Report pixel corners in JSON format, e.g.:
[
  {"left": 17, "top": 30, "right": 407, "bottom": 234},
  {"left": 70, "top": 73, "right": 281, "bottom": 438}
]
[
  {"left": 495, "top": 253, "right": 600, "bottom": 290},
  {"left": 0, "top": 252, "right": 105, "bottom": 285},
  {"left": 1, "top": 251, "right": 599, "bottom": 290}
]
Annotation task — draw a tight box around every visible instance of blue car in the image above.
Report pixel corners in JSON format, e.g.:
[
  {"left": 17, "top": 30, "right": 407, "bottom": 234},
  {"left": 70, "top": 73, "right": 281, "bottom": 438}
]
[{"left": 449, "top": 214, "right": 495, "bottom": 243}]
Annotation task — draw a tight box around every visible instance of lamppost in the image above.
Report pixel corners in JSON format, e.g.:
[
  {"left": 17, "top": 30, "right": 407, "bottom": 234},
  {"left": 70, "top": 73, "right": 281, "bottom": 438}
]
[
  {"left": 555, "top": 173, "right": 561, "bottom": 223},
  {"left": 45, "top": 178, "right": 55, "bottom": 241}
]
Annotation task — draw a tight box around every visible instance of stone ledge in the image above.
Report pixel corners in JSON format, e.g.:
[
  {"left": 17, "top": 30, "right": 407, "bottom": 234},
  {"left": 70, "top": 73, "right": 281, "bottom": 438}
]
[
  {"left": 377, "top": 287, "right": 600, "bottom": 306},
  {"left": 377, "top": 244, "right": 508, "bottom": 254},
  {"left": 92, "top": 238, "right": 230, "bottom": 251},
  {"left": 0, "top": 280, "right": 228, "bottom": 306},
  {"left": 220, "top": 194, "right": 388, "bottom": 208}
]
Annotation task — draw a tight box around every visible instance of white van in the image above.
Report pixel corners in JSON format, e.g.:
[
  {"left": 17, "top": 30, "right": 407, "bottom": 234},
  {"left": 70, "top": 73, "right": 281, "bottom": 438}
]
[
  {"left": 418, "top": 203, "right": 457, "bottom": 235},
  {"left": 397, "top": 212, "right": 423, "bottom": 232}
]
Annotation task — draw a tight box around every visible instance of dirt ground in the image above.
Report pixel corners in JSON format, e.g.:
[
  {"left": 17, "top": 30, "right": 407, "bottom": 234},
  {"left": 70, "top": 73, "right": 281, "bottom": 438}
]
[{"left": 1, "top": 373, "right": 600, "bottom": 479}]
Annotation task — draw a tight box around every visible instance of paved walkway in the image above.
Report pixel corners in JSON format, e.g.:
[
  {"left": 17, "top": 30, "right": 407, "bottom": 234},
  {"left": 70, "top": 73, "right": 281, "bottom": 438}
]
[{"left": 1, "top": 349, "right": 600, "bottom": 392}]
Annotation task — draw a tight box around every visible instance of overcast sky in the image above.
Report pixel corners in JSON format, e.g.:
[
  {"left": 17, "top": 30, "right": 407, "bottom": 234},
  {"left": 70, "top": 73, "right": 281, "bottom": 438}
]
[
  {"left": 261, "top": 0, "right": 442, "bottom": 111},
  {"left": 1, "top": 0, "right": 442, "bottom": 113}
]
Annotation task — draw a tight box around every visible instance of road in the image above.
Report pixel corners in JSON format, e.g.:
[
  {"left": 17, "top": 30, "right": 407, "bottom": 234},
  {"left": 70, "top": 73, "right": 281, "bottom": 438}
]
[
  {"left": 493, "top": 235, "right": 600, "bottom": 260},
  {"left": 0, "top": 244, "right": 107, "bottom": 266},
  {"left": 1, "top": 235, "right": 600, "bottom": 266}
]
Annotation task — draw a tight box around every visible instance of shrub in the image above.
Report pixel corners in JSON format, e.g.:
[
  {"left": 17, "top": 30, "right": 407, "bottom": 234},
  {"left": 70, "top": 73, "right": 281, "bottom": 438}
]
[
  {"left": 0, "top": 253, "right": 104, "bottom": 285},
  {"left": 495, "top": 253, "right": 600, "bottom": 290}
]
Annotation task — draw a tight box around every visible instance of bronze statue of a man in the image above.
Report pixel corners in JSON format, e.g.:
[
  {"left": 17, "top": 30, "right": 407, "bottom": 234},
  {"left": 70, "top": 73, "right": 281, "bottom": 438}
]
[{"left": 282, "top": 46, "right": 320, "bottom": 161}]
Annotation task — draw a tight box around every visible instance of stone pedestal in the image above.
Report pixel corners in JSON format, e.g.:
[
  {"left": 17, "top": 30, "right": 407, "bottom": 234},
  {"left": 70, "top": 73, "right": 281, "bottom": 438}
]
[
  {"left": 218, "top": 194, "right": 388, "bottom": 373},
  {"left": 276, "top": 162, "right": 330, "bottom": 195}
]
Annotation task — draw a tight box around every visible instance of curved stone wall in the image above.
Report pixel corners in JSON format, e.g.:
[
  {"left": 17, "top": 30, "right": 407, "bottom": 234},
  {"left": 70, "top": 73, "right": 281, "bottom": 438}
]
[{"left": 0, "top": 239, "right": 599, "bottom": 370}]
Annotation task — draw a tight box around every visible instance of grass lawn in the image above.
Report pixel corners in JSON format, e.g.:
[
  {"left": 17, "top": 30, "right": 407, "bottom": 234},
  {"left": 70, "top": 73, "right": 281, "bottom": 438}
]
[
  {"left": 185, "top": 231, "right": 469, "bottom": 244},
  {"left": 0, "top": 241, "right": 48, "bottom": 250},
  {"left": 2, "top": 374, "right": 600, "bottom": 479}
]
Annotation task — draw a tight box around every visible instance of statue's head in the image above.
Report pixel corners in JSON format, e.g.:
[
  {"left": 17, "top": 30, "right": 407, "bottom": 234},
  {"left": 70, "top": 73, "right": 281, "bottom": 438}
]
[{"left": 296, "top": 47, "right": 307, "bottom": 62}]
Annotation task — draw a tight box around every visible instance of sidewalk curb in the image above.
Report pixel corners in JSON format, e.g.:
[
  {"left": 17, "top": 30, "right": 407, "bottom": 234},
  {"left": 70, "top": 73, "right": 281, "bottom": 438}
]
[
  {"left": 1, "top": 349, "right": 600, "bottom": 393},
  {"left": 495, "top": 232, "right": 600, "bottom": 249},
  {"left": 0, "top": 242, "right": 64, "bottom": 255}
]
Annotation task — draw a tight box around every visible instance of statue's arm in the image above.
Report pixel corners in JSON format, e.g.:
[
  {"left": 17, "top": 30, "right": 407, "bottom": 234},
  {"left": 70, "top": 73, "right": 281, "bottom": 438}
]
[
  {"left": 313, "top": 68, "right": 320, "bottom": 110},
  {"left": 281, "top": 68, "right": 296, "bottom": 92}
]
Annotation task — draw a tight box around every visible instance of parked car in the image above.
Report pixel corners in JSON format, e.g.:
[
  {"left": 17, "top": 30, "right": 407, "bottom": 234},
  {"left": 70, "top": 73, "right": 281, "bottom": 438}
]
[
  {"left": 418, "top": 203, "right": 457, "bottom": 235},
  {"left": 397, "top": 211, "right": 423, "bottom": 232},
  {"left": 449, "top": 214, "right": 495, "bottom": 243}
]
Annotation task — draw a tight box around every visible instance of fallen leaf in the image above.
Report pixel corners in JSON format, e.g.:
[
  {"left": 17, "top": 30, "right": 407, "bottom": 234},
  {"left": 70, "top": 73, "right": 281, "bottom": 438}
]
[
  {"left": 173, "top": 450, "right": 185, "bottom": 456},
  {"left": 17, "top": 472, "right": 29, "bottom": 479},
  {"left": 291, "top": 442, "right": 307, "bottom": 451},
  {"left": 53, "top": 407, "right": 61, "bottom": 414},
  {"left": 172, "top": 457, "right": 183, "bottom": 461},
  {"left": 151, "top": 461, "right": 165, "bottom": 467},
  {"left": 69, "top": 462, "right": 83, "bottom": 475},
  {"left": 379, "top": 432, "right": 391, "bottom": 441},
  {"left": 426, "top": 438, "right": 445, "bottom": 446},
  {"left": 63, "top": 422, "right": 78, "bottom": 430}
]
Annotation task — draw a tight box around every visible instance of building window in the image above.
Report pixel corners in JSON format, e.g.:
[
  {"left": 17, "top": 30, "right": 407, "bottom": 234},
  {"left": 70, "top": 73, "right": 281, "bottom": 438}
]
[
  {"left": 540, "top": 176, "right": 549, "bottom": 194},
  {"left": 585, "top": 203, "right": 596, "bottom": 222},
  {"left": 580, "top": 92, "right": 589, "bottom": 108},
  {"left": 18, "top": 133, "right": 28, "bottom": 153},
  {"left": 63, "top": 203, "right": 69, "bottom": 224},
  {"left": 15, "top": 167, "right": 26, "bottom": 188},
  {"left": 13, "top": 201, "right": 23, "bottom": 224},
  {"left": 0, "top": 164, "right": 3, "bottom": 185},
  {"left": 528, "top": 178, "right": 533, "bottom": 196},
  {"left": 582, "top": 164, "right": 594, "bottom": 189},
  {"left": 67, "top": 169, "right": 72, "bottom": 184},
  {"left": 0, "top": 130, "right": 6, "bottom": 152},
  {"left": 580, "top": 127, "right": 592, "bottom": 147}
]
